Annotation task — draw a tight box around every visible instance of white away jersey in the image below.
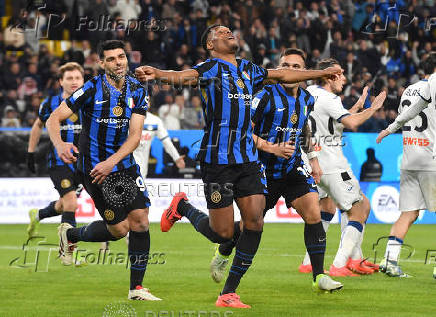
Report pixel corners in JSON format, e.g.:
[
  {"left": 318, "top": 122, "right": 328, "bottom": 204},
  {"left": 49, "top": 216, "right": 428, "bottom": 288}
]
[
  {"left": 386, "top": 79, "right": 435, "bottom": 171},
  {"left": 133, "top": 112, "right": 180, "bottom": 177},
  {"left": 306, "top": 85, "right": 351, "bottom": 174}
]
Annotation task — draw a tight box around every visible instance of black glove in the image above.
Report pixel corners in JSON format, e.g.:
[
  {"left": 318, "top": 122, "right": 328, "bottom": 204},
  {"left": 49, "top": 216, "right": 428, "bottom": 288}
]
[{"left": 27, "top": 152, "right": 36, "bottom": 173}]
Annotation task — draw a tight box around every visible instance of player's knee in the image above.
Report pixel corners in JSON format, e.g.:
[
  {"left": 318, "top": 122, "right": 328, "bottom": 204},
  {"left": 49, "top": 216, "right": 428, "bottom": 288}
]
[
  {"left": 243, "top": 215, "right": 264, "bottom": 231},
  {"left": 109, "top": 223, "right": 130, "bottom": 239},
  {"left": 129, "top": 218, "right": 149, "bottom": 232}
]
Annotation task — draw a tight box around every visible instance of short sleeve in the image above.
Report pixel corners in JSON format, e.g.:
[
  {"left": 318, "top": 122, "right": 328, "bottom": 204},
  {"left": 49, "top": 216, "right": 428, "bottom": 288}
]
[
  {"left": 251, "top": 63, "right": 268, "bottom": 89},
  {"left": 193, "top": 60, "right": 218, "bottom": 88},
  {"left": 251, "top": 89, "right": 271, "bottom": 125},
  {"left": 132, "top": 87, "right": 149, "bottom": 116},
  {"left": 65, "top": 80, "right": 95, "bottom": 113},
  {"left": 38, "top": 97, "right": 51, "bottom": 123},
  {"left": 325, "top": 96, "right": 350, "bottom": 122}
]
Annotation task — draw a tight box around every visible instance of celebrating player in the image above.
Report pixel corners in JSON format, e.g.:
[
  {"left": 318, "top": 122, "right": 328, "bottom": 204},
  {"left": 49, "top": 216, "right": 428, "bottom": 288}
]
[
  {"left": 210, "top": 48, "right": 343, "bottom": 292},
  {"left": 376, "top": 53, "right": 436, "bottom": 277},
  {"left": 135, "top": 25, "right": 341, "bottom": 308},
  {"left": 46, "top": 40, "right": 160, "bottom": 301},
  {"left": 301, "top": 58, "right": 386, "bottom": 276},
  {"left": 133, "top": 111, "right": 185, "bottom": 178},
  {"left": 26, "top": 62, "right": 84, "bottom": 253}
]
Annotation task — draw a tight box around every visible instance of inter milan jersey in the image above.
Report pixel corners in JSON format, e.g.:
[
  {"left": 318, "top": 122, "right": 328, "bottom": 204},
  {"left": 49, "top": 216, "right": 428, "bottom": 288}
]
[
  {"left": 39, "top": 93, "right": 82, "bottom": 171},
  {"left": 193, "top": 58, "right": 268, "bottom": 165},
  {"left": 66, "top": 74, "right": 149, "bottom": 174},
  {"left": 251, "top": 84, "right": 315, "bottom": 179}
]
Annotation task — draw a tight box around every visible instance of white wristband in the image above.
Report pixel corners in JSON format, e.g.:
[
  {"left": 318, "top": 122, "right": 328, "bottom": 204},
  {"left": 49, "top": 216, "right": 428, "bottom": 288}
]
[{"left": 307, "top": 151, "right": 318, "bottom": 160}]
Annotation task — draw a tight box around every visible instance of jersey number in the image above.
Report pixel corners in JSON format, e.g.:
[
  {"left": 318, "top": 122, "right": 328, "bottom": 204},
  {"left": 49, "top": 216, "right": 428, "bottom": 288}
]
[
  {"left": 309, "top": 115, "right": 334, "bottom": 136},
  {"left": 402, "top": 99, "right": 428, "bottom": 132}
]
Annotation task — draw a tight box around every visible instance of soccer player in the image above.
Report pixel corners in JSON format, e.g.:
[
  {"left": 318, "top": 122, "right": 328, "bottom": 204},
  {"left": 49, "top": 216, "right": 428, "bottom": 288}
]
[
  {"left": 26, "top": 62, "right": 84, "bottom": 252},
  {"left": 135, "top": 25, "right": 341, "bottom": 308},
  {"left": 210, "top": 48, "right": 343, "bottom": 292},
  {"left": 376, "top": 53, "right": 436, "bottom": 277},
  {"left": 133, "top": 111, "right": 185, "bottom": 178},
  {"left": 46, "top": 40, "right": 160, "bottom": 301},
  {"left": 302, "top": 58, "right": 386, "bottom": 276}
]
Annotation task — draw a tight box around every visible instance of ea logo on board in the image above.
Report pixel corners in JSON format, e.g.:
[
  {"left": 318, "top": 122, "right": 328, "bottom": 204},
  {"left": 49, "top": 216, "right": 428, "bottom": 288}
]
[{"left": 371, "top": 185, "right": 400, "bottom": 223}]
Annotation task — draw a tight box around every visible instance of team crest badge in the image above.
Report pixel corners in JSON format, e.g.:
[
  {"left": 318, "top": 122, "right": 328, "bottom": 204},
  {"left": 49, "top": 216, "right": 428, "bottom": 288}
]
[
  {"left": 291, "top": 112, "right": 298, "bottom": 124},
  {"left": 104, "top": 209, "right": 115, "bottom": 221},
  {"left": 112, "top": 106, "right": 123, "bottom": 117},
  {"left": 68, "top": 113, "right": 78, "bottom": 122},
  {"left": 210, "top": 191, "right": 222, "bottom": 203},
  {"left": 236, "top": 79, "right": 245, "bottom": 89},
  {"left": 61, "top": 179, "right": 71, "bottom": 189}
]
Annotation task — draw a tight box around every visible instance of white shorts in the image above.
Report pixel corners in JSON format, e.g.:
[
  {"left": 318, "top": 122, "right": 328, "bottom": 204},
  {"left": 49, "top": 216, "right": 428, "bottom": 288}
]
[
  {"left": 400, "top": 170, "right": 436, "bottom": 212},
  {"left": 317, "top": 170, "right": 363, "bottom": 211}
]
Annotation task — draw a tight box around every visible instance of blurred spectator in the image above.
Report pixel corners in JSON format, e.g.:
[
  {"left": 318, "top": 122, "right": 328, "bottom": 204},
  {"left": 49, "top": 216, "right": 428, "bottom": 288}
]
[
  {"left": 2, "top": 105, "right": 21, "bottom": 127},
  {"left": 158, "top": 94, "right": 183, "bottom": 130},
  {"left": 183, "top": 95, "right": 204, "bottom": 130},
  {"left": 17, "top": 77, "right": 38, "bottom": 101}
]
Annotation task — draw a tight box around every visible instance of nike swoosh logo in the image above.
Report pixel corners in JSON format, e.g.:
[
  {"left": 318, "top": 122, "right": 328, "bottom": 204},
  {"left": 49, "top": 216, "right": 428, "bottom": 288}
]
[
  {"left": 223, "top": 73, "right": 229, "bottom": 77},
  {"left": 241, "top": 262, "right": 251, "bottom": 266},
  {"left": 277, "top": 108, "right": 285, "bottom": 112},
  {"left": 95, "top": 100, "right": 107, "bottom": 104},
  {"left": 319, "top": 237, "right": 326, "bottom": 242}
]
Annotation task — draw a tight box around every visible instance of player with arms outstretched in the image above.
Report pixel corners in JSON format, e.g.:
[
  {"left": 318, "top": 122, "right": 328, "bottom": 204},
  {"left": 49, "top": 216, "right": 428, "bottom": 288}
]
[
  {"left": 376, "top": 53, "right": 436, "bottom": 277},
  {"left": 136, "top": 25, "right": 341, "bottom": 308},
  {"left": 46, "top": 40, "right": 160, "bottom": 300}
]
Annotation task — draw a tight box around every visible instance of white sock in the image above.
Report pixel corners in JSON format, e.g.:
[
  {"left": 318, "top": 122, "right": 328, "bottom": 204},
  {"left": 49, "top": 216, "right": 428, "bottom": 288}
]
[
  {"left": 350, "top": 224, "right": 365, "bottom": 260},
  {"left": 384, "top": 236, "right": 403, "bottom": 263},
  {"left": 302, "top": 211, "right": 332, "bottom": 266},
  {"left": 333, "top": 222, "right": 362, "bottom": 267}
]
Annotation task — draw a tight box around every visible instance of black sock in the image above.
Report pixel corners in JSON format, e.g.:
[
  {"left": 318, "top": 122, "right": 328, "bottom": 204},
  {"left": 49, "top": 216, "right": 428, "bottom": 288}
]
[
  {"left": 38, "top": 201, "right": 59, "bottom": 220},
  {"left": 129, "top": 230, "right": 150, "bottom": 290},
  {"left": 66, "top": 220, "right": 118, "bottom": 243},
  {"left": 218, "top": 221, "right": 241, "bottom": 256},
  {"left": 61, "top": 211, "right": 76, "bottom": 227},
  {"left": 304, "top": 222, "right": 326, "bottom": 281},
  {"left": 178, "top": 200, "right": 230, "bottom": 244},
  {"left": 222, "top": 228, "right": 262, "bottom": 294}
]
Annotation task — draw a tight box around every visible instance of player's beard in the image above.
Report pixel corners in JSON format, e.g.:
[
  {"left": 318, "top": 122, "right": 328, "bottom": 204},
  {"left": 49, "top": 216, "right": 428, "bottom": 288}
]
[{"left": 107, "top": 67, "right": 127, "bottom": 82}]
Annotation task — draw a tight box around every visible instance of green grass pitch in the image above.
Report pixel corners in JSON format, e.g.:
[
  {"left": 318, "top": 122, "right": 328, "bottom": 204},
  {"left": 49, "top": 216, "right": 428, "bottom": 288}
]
[{"left": 1, "top": 223, "right": 435, "bottom": 317}]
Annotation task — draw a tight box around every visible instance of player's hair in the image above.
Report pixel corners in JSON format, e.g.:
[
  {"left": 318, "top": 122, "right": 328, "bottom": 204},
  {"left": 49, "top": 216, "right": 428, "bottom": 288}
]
[
  {"left": 201, "top": 24, "right": 224, "bottom": 52},
  {"left": 316, "top": 58, "right": 341, "bottom": 85},
  {"left": 98, "top": 40, "right": 125, "bottom": 59},
  {"left": 280, "top": 48, "right": 306, "bottom": 63},
  {"left": 421, "top": 52, "right": 436, "bottom": 75},
  {"left": 58, "top": 62, "right": 84, "bottom": 79}
]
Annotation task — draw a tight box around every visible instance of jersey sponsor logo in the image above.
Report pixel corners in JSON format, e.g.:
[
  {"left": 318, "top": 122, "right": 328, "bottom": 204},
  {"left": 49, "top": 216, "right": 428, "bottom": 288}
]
[
  {"left": 228, "top": 93, "right": 251, "bottom": 99},
  {"left": 112, "top": 106, "right": 123, "bottom": 117},
  {"left": 275, "top": 126, "right": 302, "bottom": 133},
  {"left": 404, "top": 88, "right": 422, "bottom": 97},
  {"left": 60, "top": 124, "right": 82, "bottom": 131},
  {"left": 403, "top": 137, "right": 430, "bottom": 147},
  {"left": 96, "top": 117, "right": 129, "bottom": 128},
  {"left": 371, "top": 185, "right": 400, "bottom": 223},
  {"left": 72, "top": 88, "right": 84, "bottom": 100}
]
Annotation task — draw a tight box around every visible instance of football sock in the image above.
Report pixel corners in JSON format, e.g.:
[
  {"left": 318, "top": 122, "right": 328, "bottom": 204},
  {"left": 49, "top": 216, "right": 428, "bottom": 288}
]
[
  {"left": 384, "top": 236, "right": 403, "bottom": 263},
  {"left": 333, "top": 221, "right": 363, "bottom": 267},
  {"left": 302, "top": 211, "right": 332, "bottom": 266},
  {"left": 304, "top": 222, "right": 326, "bottom": 281},
  {"left": 66, "top": 220, "right": 118, "bottom": 243},
  {"left": 61, "top": 211, "right": 76, "bottom": 227},
  {"left": 178, "top": 200, "right": 230, "bottom": 244},
  {"left": 38, "top": 201, "right": 59, "bottom": 221},
  {"left": 221, "top": 228, "right": 262, "bottom": 294},
  {"left": 218, "top": 221, "right": 241, "bottom": 256},
  {"left": 351, "top": 223, "right": 365, "bottom": 260},
  {"left": 129, "top": 230, "right": 150, "bottom": 290}
]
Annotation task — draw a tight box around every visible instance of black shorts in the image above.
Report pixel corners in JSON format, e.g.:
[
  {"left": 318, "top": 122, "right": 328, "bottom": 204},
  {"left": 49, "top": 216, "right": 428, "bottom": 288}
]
[
  {"left": 264, "top": 162, "right": 318, "bottom": 214},
  {"left": 77, "top": 164, "right": 151, "bottom": 225},
  {"left": 48, "top": 165, "right": 81, "bottom": 197},
  {"left": 200, "top": 161, "right": 267, "bottom": 209}
]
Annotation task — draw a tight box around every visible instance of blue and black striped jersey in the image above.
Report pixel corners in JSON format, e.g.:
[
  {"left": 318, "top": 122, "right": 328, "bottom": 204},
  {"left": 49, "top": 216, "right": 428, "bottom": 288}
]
[
  {"left": 66, "top": 74, "right": 149, "bottom": 174},
  {"left": 193, "top": 58, "right": 268, "bottom": 164},
  {"left": 38, "top": 93, "right": 82, "bottom": 171},
  {"left": 251, "top": 84, "right": 315, "bottom": 179}
]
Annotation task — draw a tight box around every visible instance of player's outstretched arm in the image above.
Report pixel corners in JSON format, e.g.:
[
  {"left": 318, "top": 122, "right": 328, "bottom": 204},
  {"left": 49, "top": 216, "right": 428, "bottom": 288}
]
[
  {"left": 341, "top": 91, "right": 387, "bottom": 131},
  {"left": 46, "top": 101, "right": 78, "bottom": 164},
  {"left": 265, "top": 66, "right": 341, "bottom": 85},
  {"left": 135, "top": 66, "right": 199, "bottom": 86},
  {"left": 90, "top": 113, "right": 145, "bottom": 184},
  {"left": 27, "top": 118, "right": 44, "bottom": 173}
]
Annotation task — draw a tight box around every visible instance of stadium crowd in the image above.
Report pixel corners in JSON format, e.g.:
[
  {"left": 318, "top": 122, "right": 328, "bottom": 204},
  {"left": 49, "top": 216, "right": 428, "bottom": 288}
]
[{"left": 0, "top": 0, "right": 435, "bottom": 132}]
